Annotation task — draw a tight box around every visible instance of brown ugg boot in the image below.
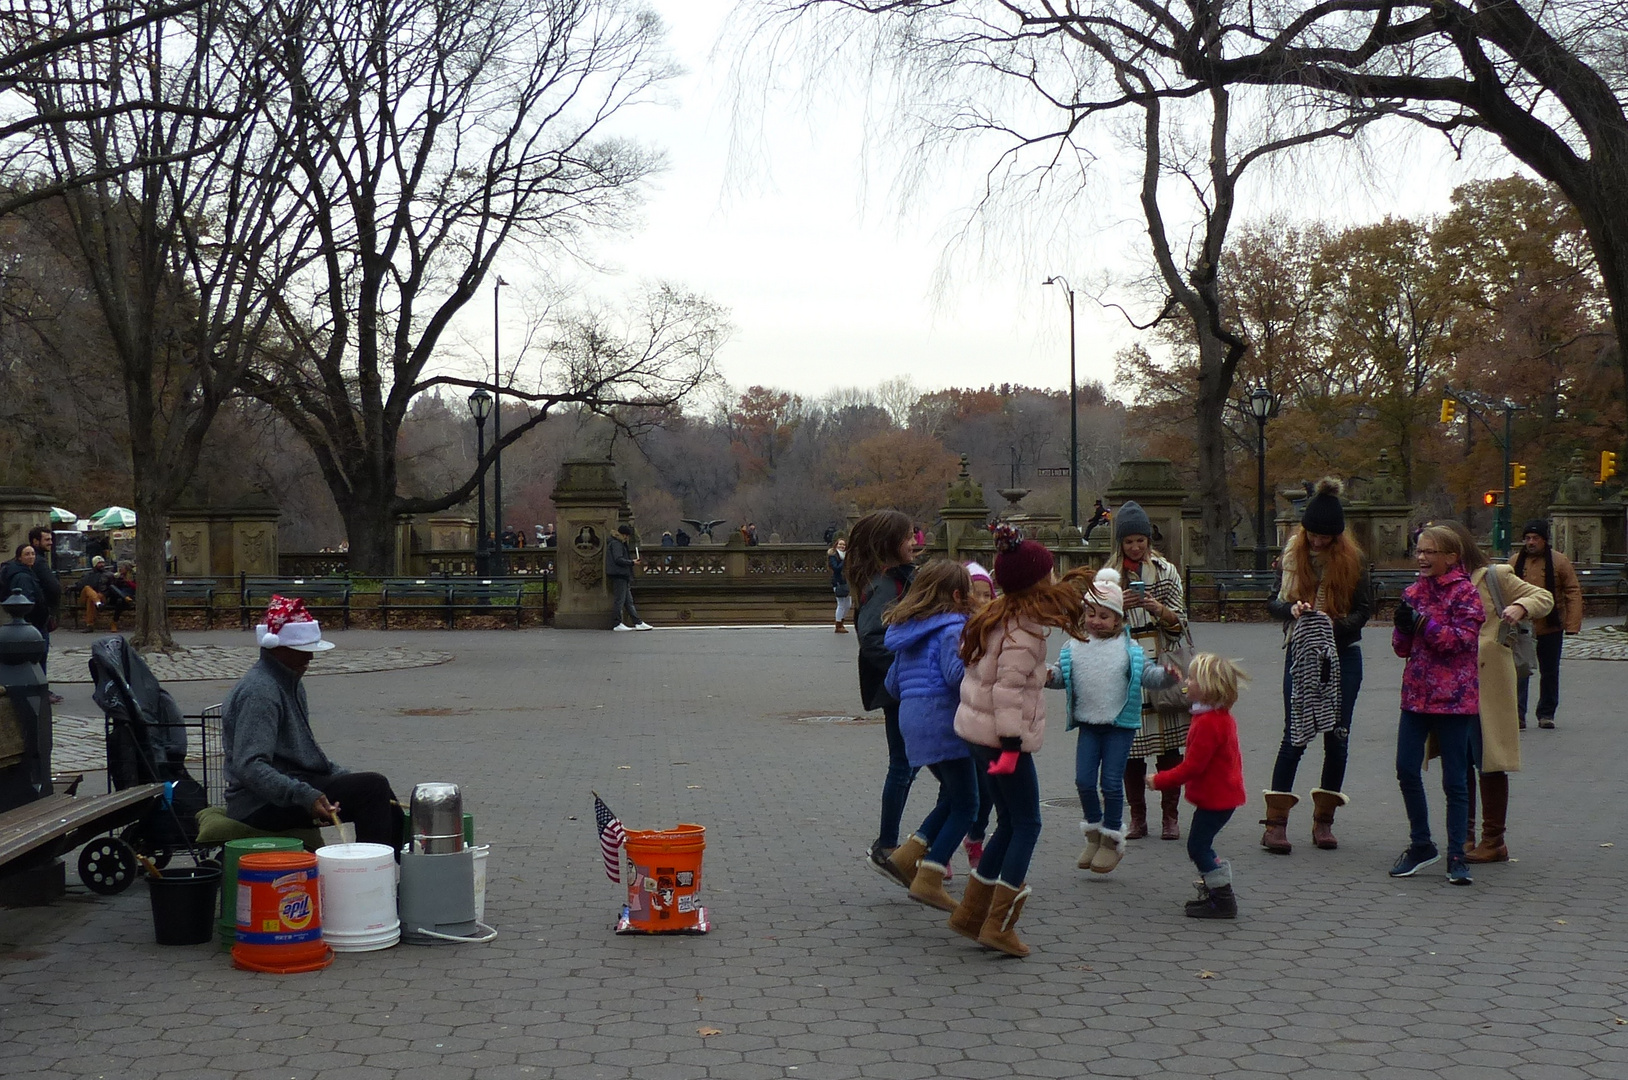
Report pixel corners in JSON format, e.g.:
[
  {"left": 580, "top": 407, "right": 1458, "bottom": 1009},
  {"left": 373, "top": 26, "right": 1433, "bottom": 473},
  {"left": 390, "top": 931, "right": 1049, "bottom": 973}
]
[
  {"left": 908, "top": 860, "right": 957, "bottom": 911},
  {"left": 1157, "top": 752, "right": 1183, "bottom": 839},
  {"left": 834, "top": 620, "right": 848, "bottom": 634},
  {"left": 1124, "top": 759, "right": 1149, "bottom": 839},
  {"left": 976, "top": 882, "right": 1033, "bottom": 958},
  {"left": 1464, "top": 771, "right": 1510, "bottom": 863},
  {"left": 1309, "top": 788, "right": 1348, "bottom": 850},
  {"left": 883, "top": 834, "right": 928, "bottom": 888},
  {"left": 948, "top": 872, "right": 996, "bottom": 940},
  {"left": 1259, "top": 791, "right": 1298, "bottom": 854},
  {"left": 1089, "top": 825, "right": 1129, "bottom": 874},
  {"left": 1077, "top": 822, "right": 1102, "bottom": 869}
]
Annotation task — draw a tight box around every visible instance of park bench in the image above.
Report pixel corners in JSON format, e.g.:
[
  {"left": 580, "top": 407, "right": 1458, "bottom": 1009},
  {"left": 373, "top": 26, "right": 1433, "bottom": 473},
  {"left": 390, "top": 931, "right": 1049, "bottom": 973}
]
[
  {"left": 240, "top": 576, "right": 352, "bottom": 630},
  {"left": 1574, "top": 566, "right": 1628, "bottom": 614},
  {"left": 0, "top": 784, "right": 163, "bottom": 903},
  {"left": 164, "top": 580, "right": 218, "bottom": 628},
  {"left": 1184, "top": 569, "right": 1278, "bottom": 621},
  {"left": 446, "top": 579, "right": 525, "bottom": 628},
  {"left": 379, "top": 579, "right": 452, "bottom": 630}
]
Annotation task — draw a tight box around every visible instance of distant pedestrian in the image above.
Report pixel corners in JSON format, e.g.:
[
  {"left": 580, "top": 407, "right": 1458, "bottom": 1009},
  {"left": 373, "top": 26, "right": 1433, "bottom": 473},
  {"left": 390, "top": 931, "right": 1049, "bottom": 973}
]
[
  {"left": 77, "top": 557, "right": 117, "bottom": 633},
  {"left": 828, "top": 537, "right": 851, "bottom": 634},
  {"left": 1149, "top": 654, "right": 1250, "bottom": 919},
  {"left": 848, "top": 509, "right": 919, "bottom": 881},
  {"left": 26, "top": 526, "right": 61, "bottom": 694},
  {"left": 675, "top": 529, "right": 691, "bottom": 547},
  {"left": 606, "top": 525, "right": 652, "bottom": 632},
  {"left": 1085, "top": 499, "right": 1109, "bottom": 542},
  {"left": 1509, "top": 520, "right": 1582, "bottom": 729},
  {"left": 661, "top": 531, "right": 675, "bottom": 547},
  {"left": 945, "top": 524, "right": 1081, "bottom": 957},
  {"left": 1389, "top": 524, "right": 1484, "bottom": 885}
]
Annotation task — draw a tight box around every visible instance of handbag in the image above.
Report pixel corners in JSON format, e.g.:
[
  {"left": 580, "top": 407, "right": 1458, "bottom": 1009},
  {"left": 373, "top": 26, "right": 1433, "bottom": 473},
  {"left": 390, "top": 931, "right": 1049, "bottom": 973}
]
[
  {"left": 1140, "top": 563, "right": 1194, "bottom": 718},
  {"left": 1485, "top": 566, "right": 1537, "bottom": 679}
]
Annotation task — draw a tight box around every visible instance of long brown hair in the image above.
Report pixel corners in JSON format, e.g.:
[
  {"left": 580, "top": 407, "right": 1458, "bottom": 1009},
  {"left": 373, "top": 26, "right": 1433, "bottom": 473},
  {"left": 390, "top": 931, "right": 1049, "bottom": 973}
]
[
  {"left": 845, "top": 510, "right": 913, "bottom": 596},
  {"left": 1281, "top": 527, "right": 1366, "bottom": 618},
  {"left": 885, "top": 561, "right": 973, "bottom": 625},
  {"left": 960, "top": 579, "right": 1082, "bottom": 664},
  {"left": 1437, "top": 521, "right": 1488, "bottom": 574}
]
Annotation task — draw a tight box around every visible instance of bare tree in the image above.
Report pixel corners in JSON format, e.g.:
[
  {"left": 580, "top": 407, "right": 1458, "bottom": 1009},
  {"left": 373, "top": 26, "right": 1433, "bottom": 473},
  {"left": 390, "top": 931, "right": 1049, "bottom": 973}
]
[
  {"left": 11, "top": 0, "right": 307, "bottom": 648},
  {"left": 236, "top": 0, "right": 697, "bottom": 574}
]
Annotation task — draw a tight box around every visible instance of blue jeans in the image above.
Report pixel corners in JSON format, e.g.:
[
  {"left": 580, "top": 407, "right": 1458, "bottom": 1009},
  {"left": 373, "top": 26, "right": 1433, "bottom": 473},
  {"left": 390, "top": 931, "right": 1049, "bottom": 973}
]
[
  {"left": 1075, "top": 725, "right": 1136, "bottom": 831},
  {"left": 1271, "top": 643, "right": 1362, "bottom": 792},
  {"left": 1187, "top": 808, "right": 1234, "bottom": 874},
  {"left": 913, "top": 756, "right": 981, "bottom": 865},
  {"left": 1395, "top": 710, "right": 1473, "bottom": 854},
  {"left": 970, "top": 747, "right": 1041, "bottom": 888},
  {"left": 1516, "top": 631, "right": 1564, "bottom": 721},
  {"left": 876, "top": 701, "right": 918, "bottom": 850},
  {"left": 966, "top": 769, "right": 995, "bottom": 842}
]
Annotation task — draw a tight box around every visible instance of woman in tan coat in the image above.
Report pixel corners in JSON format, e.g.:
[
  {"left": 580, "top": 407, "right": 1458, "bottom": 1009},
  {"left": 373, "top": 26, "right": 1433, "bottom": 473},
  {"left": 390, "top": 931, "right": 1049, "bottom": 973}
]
[{"left": 1439, "top": 522, "right": 1552, "bottom": 863}]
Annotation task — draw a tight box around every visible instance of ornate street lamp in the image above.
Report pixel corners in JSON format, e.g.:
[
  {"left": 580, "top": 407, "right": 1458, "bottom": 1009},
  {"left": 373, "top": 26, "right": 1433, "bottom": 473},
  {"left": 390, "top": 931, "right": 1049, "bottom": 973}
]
[
  {"left": 468, "top": 389, "right": 493, "bottom": 575},
  {"left": 1245, "top": 385, "right": 1278, "bottom": 572},
  {"left": 1042, "top": 276, "right": 1080, "bottom": 529}
]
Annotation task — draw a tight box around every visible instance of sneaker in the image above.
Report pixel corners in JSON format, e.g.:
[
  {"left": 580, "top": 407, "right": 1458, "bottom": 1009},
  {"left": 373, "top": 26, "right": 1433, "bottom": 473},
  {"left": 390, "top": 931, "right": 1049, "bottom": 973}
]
[
  {"left": 613, "top": 624, "right": 635, "bottom": 632},
  {"left": 633, "top": 622, "right": 654, "bottom": 631},
  {"left": 963, "top": 837, "right": 984, "bottom": 870},
  {"left": 1538, "top": 717, "right": 1555, "bottom": 729},
  {"left": 866, "top": 842, "right": 900, "bottom": 883},
  {"left": 1389, "top": 845, "right": 1441, "bottom": 878},
  {"left": 1446, "top": 856, "right": 1473, "bottom": 886}
]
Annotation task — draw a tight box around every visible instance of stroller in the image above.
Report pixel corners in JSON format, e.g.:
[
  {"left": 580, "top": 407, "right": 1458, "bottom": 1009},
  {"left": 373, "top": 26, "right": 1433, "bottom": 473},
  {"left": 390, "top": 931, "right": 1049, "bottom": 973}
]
[{"left": 81, "top": 637, "right": 217, "bottom": 888}]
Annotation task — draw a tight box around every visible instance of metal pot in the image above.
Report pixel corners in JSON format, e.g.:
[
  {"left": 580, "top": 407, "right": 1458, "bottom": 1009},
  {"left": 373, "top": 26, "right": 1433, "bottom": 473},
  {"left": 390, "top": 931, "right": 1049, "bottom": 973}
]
[{"left": 410, "top": 782, "right": 464, "bottom": 854}]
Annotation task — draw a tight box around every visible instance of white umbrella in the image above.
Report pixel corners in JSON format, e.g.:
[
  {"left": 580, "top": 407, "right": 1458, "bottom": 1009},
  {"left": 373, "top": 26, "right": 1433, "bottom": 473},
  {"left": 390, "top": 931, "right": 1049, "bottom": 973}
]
[
  {"left": 88, "top": 506, "right": 137, "bottom": 530},
  {"left": 49, "top": 507, "right": 77, "bottom": 525}
]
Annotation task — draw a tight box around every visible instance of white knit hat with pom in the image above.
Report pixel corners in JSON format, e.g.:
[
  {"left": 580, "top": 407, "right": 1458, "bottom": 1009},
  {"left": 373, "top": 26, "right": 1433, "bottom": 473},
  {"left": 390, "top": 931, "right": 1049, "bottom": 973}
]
[{"left": 1087, "top": 567, "right": 1124, "bottom": 616}]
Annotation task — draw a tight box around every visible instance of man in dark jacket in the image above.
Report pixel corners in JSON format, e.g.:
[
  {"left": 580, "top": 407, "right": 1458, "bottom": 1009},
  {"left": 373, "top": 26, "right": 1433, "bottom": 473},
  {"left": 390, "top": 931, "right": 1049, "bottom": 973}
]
[
  {"left": 606, "top": 525, "right": 652, "bottom": 631},
  {"left": 1510, "top": 520, "right": 1584, "bottom": 729},
  {"left": 26, "top": 527, "right": 62, "bottom": 698}
]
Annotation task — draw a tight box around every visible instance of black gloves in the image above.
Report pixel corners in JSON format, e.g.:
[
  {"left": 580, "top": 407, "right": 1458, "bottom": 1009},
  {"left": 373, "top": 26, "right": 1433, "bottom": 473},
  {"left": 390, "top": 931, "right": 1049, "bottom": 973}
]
[{"left": 1393, "top": 601, "right": 1418, "bottom": 635}]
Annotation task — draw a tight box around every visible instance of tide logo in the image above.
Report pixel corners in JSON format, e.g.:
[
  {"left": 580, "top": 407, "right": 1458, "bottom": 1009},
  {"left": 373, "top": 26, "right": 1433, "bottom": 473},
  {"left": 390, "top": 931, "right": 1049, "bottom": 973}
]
[{"left": 279, "top": 890, "right": 314, "bottom": 930}]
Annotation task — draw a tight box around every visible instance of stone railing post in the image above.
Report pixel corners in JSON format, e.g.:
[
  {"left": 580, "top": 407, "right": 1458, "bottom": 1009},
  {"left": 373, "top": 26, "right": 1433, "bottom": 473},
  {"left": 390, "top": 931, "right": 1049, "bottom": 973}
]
[
  {"left": 1105, "top": 460, "right": 1190, "bottom": 572},
  {"left": 550, "top": 458, "right": 624, "bottom": 629},
  {"left": 1548, "top": 449, "right": 1609, "bottom": 564},
  {"left": 938, "top": 455, "right": 991, "bottom": 561},
  {"left": 0, "top": 489, "right": 54, "bottom": 562},
  {"left": 1344, "top": 449, "right": 1413, "bottom": 567}
]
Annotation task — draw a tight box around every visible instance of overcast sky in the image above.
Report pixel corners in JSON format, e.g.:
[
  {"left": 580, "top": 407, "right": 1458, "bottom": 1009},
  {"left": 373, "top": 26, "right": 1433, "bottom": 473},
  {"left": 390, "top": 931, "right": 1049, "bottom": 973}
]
[{"left": 484, "top": 1, "right": 1528, "bottom": 403}]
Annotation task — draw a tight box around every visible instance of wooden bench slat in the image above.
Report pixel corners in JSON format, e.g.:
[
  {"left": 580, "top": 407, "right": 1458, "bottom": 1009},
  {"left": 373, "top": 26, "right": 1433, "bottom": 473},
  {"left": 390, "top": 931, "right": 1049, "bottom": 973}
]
[{"left": 0, "top": 784, "right": 164, "bottom": 867}]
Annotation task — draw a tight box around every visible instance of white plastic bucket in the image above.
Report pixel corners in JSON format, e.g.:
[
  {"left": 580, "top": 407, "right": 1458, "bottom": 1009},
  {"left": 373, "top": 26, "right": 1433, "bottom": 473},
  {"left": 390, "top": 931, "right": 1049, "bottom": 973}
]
[
  {"left": 317, "top": 843, "right": 400, "bottom": 952},
  {"left": 471, "top": 844, "right": 490, "bottom": 922}
]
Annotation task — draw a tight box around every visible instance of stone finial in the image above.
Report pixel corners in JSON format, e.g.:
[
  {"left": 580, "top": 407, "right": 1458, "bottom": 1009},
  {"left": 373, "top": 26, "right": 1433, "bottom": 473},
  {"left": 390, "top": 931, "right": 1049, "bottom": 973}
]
[
  {"left": 944, "top": 454, "right": 986, "bottom": 508},
  {"left": 1362, "top": 448, "right": 1406, "bottom": 505},
  {"left": 1555, "top": 448, "right": 1602, "bottom": 505}
]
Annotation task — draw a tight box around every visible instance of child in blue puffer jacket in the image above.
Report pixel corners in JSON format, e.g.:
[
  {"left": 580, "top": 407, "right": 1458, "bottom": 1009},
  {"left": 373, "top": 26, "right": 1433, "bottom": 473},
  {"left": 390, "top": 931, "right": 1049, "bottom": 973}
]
[
  {"left": 1050, "top": 567, "right": 1179, "bottom": 875},
  {"left": 881, "top": 560, "right": 978, "bottom": 912}
]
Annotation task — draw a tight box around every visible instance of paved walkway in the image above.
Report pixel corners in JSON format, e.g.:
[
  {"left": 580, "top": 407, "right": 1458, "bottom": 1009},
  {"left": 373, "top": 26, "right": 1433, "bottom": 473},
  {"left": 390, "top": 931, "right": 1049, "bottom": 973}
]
[
  {"left": 4, "top": 620, "right": 1628, "bottom": 1079},
  {"left": 47, "top": 641, "right": 453, "bottom": 683}
]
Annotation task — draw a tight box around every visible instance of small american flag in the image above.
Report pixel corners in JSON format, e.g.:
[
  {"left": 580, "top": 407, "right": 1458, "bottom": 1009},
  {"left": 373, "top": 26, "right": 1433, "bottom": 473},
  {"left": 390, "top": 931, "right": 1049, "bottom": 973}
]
[{"left": 594, "top": 792, "right": 627, "bottom": 883}]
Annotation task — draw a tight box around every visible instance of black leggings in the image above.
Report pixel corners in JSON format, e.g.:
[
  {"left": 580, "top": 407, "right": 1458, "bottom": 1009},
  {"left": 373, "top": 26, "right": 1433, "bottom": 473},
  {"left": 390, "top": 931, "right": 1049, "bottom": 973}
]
[{"left": 243, "top": 772, "right": 403, "bottom": 852}]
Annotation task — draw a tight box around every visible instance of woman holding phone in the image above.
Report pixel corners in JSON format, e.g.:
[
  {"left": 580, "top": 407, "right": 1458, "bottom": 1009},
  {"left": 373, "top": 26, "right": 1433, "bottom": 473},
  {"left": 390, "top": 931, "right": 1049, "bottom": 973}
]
[{"left": 1105, "top": 502, "right": 1190, "bottom": 840}]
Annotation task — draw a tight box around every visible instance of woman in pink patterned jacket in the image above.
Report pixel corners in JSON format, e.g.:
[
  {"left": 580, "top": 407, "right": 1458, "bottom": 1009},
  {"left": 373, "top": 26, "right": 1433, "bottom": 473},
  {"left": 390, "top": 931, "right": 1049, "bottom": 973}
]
[{"left": 1388, "top": 523, "right": 1486, "bottom": 885}]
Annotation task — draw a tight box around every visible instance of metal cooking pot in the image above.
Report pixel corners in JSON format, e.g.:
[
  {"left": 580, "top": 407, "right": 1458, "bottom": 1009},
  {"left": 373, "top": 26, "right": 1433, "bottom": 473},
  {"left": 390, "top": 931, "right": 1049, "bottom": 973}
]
[{"left": 410, "top": 782, "right": 464, "bottom": 854}]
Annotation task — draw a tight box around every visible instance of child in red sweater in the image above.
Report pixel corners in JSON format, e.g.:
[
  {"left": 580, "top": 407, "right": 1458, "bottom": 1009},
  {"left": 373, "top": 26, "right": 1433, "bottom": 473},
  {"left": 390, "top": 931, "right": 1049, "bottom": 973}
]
[{"left": 1149, "top": 654, "right": 1249, "bottom": 919}]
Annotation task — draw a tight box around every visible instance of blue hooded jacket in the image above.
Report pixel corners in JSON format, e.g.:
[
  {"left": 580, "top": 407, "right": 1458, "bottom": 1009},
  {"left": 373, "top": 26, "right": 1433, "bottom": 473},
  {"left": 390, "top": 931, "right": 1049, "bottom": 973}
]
[{"left": 883, "top": 612, "right": 970, "bottom": 767}]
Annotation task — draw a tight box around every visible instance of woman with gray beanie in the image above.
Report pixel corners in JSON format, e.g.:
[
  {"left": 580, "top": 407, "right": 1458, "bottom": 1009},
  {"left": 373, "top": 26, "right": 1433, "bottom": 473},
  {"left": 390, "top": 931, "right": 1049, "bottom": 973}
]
[{"left": 1106, "top": 501, "right": 1190, "bottom": 840}]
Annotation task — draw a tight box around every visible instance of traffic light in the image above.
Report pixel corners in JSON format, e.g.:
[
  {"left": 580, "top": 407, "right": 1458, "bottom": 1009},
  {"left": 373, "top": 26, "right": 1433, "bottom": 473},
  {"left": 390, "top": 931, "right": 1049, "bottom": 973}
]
[
  {"left": 1511, "top": 463, "right": 1527, "bottom": 489},
  {"left": 1482, "top": 490, "right": 1500, "bottom": 506},
  {"left": 1604, "top": 451, "right": 1620, "bottom": 484},
  {"left": 1439, "top": 399, "right": 1457, "bottom": 424}
]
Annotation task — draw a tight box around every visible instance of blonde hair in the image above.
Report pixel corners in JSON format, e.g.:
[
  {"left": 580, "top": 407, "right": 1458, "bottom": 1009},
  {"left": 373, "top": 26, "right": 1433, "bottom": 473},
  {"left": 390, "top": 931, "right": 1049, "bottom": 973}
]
[
  {"left": 884, "top": 560, "right": 974, "bottom": 625},
  {"left": 1416, "top": 524, "right": 1464, "bottom": 566},
  {"left": 1186, "top": 653, "right": 1249, "bottom": 710}
]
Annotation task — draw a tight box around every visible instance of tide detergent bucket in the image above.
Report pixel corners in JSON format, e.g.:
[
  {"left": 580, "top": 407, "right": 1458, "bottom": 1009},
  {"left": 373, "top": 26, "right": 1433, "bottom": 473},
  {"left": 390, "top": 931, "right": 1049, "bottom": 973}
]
[
  {"left": 232, "top": 851, "right": 333, "bottom": 973},
  {"left": 623, "top": 824, "right": 706, "bottom": 932},
  {"left": 217, "top": 837, "right": 305, "bottom": 949}
]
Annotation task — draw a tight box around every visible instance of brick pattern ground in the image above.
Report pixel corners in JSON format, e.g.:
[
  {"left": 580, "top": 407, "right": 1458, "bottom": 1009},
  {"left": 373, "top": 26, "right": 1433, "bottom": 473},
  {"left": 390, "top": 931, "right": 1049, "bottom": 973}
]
[
  {"left": 4, "top": 619, "right": 1628, "bottom": 1079},
  {"left": 47, "top": 642, "right": 453, "bottom": 684}
]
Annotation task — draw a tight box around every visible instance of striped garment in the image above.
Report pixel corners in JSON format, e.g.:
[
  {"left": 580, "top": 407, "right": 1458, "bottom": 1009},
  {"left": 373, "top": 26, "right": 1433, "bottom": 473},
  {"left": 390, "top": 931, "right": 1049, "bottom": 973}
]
[{"left": 1108, "top": 553, "right": 1190, "bottom": 758}]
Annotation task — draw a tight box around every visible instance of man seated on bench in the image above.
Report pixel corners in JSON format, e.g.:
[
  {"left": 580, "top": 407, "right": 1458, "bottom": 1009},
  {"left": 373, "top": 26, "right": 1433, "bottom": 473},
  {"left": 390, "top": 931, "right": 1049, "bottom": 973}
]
[{"left": 222, "top": 596, "right": 403, "bottom": 853}]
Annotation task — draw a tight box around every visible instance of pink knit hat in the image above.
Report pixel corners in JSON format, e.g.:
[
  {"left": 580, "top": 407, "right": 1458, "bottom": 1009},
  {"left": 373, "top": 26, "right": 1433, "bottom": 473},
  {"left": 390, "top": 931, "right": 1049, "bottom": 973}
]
[
  {"left": 964, "top": 561, "right": 993, "bottom": 588},
  {"left": 1086, "top": 567, "right": 1124, "bottom": 616}
]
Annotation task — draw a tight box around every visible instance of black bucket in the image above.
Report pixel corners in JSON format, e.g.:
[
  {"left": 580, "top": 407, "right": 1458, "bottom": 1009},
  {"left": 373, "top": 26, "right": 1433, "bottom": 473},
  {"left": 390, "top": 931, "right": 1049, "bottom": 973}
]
[{"left": 148, "top": 866, "right": 222, "bottom": 946}]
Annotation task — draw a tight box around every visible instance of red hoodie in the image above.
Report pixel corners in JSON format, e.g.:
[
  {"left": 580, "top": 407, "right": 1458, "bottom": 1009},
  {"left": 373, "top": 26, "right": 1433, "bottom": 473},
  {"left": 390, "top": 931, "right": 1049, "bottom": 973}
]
[{"left": 1149, "top": 704, "right": 1246, "bottom": 810}]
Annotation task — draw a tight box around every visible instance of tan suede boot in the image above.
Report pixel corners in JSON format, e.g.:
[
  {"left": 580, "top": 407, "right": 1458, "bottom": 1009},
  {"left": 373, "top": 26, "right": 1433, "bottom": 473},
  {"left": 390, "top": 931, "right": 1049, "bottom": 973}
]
[
  {"left": 1260, "top": 791, "right": 1298, "bottom": 854},
  {"left": 948, "top": 872, "right": 997, "bottom": 940},
  {"left": 884, "top": 835, "right": 928, "bottom": 888},
  {"left": 908, "top": 860, "right": 957, "bottom": 911},
  {"left": 1077, "top": 822, "right": 1102, "bottom": 869},
  {"left": 1089, "top": 825, "right": 1129, "bottom": 874},
  {"left": 1309, "top": 788, "right": 1348, "bottom": 850},
  {"left": 977, "top": 882, "right": 1033, "bottom": 957}
]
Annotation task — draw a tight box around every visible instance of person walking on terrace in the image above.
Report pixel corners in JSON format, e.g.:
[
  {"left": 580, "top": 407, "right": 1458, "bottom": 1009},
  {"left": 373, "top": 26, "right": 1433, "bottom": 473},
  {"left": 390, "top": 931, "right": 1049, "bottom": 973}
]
[
  {"left": 607, "top": 525, "right": 652, "bottom": 631},
  {"left": 1509, "top": 520, "right": 1582, "bottom": 730}
]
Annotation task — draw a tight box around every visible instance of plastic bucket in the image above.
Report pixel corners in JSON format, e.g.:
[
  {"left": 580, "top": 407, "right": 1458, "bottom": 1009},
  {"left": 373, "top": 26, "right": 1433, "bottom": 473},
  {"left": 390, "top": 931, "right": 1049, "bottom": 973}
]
[
  {"left": 317, "top": 843, "right": 400, "bottom": 952},
  {"left": 232, "top": 851, "right": 333, "bottom": 973},
  {"left": 623, "top": 824, "right": 706, "bottom": 931},
  {"left": 148, "top": 866, "right": 222, "bottom": 946},
  {"left": 218, "top": 837, "right": 305, "bottom": 949},
  {"left": 471, "top": 844, "right": 490, "bottom": 922}
]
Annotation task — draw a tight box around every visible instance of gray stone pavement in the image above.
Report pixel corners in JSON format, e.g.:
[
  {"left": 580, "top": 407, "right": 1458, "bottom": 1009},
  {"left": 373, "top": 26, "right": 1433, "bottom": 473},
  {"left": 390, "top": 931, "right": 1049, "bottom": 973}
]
[{"left": 4, "top": 618, "right": 1628, "bottom": 1079}]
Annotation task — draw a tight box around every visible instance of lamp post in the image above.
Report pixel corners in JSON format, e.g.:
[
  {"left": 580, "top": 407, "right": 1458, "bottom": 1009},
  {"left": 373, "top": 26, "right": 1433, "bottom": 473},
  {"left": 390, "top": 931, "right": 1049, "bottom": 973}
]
[
  {"left": 1042, "top": 276, "right": 1080, "bottom": 529},
  {"left": 1245, "top": 385, "right": 1277, "bottom": 572},
  {"left": 492, "top": 276, "right": 508, "bottom": 574},
  {"left": 468, "top": 389, "right": 493, "bottom": 576}
]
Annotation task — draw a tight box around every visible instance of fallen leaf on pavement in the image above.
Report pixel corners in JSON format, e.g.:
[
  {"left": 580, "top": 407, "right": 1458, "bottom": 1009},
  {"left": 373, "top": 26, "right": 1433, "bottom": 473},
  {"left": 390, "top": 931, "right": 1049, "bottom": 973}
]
[
  {"left": 1197, "top": 970, "right": 1216, "bottom": 979},
  {"left": 698, "top": 1026, "right": 723, "bottom": 1037}
]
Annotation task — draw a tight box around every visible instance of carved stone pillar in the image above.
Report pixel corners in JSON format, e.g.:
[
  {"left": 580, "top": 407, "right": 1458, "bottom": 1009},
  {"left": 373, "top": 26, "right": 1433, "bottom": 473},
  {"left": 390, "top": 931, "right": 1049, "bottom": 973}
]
[
  {"left": 938, "top": 455, "right": 991, "bottom": 561},
  {"left": 550, "top": 459, "right": 625, "bottom": 629},
  {"left": 1105, "top": 460, "right": 1190, "bottom": 571},
  {"left": 1548, "top": 450, "right": 1609, "bottom": 564}
]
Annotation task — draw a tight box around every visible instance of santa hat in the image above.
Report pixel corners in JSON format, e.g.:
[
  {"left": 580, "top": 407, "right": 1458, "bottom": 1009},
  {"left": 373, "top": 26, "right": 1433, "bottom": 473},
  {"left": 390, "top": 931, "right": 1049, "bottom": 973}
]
[
  {"left": 1087, "top": 567, "right": 1125, "bottom": 616},
  {"left": 990, "top": 523, "right": 1054, "bottom": 594},
  {"left": 255, "top": 595, "right": 335, "bottom": 652},
  {"left": 964, "top": 562, "right": 993, "bottom": 588}
]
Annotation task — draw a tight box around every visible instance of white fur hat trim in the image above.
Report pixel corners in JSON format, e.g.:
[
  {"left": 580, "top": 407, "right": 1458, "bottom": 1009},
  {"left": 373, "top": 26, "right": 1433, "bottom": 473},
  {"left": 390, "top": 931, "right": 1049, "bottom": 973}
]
[{"left": 255, "top": 618, "right": 335, "bottom": 652}]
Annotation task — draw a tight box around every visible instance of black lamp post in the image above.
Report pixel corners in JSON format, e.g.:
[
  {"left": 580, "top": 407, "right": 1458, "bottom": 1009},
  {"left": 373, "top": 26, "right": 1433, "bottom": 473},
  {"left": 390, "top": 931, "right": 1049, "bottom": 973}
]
[
  {"left": 469, "top": 388, "right": 493, "bottom": 575},
  {"left": 1245, "top": 385, "right": 1278, "bottom": 572},
  {"left": 1042, "top": 276, "right": 1080, "bottom": 529},
  {"left": 491, "top": 276, "right": 508, "bottom": 573}
]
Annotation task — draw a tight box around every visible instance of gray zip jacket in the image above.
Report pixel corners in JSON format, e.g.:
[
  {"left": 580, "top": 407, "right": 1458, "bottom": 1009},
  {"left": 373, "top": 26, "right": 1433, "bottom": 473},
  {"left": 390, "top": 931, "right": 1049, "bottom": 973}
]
[{"left": 223, "top": 651, "right": 348, "bottom": 821}]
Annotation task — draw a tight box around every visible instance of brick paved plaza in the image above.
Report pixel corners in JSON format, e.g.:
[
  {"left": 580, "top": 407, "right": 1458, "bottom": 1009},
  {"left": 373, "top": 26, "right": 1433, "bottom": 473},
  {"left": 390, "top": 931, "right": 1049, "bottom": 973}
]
[{"left": 4, "top": 618, "right": 1628, "bottom": 1079}]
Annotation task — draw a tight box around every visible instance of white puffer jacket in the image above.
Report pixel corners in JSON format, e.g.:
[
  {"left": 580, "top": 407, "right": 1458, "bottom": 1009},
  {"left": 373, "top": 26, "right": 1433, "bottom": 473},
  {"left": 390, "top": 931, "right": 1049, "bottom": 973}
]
[{"left": 953, "top": 617, "right": 1051, "bottom": 752}]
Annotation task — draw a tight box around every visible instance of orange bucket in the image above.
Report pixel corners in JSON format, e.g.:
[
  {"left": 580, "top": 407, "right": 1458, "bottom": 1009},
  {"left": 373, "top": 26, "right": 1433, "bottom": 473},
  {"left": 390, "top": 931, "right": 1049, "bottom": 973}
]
[
  {"left": 231, "top": 851, "right": 334, "bottom": 973},
  {"left": 623, "top": 824, "right": 706, "bottom": 931}
]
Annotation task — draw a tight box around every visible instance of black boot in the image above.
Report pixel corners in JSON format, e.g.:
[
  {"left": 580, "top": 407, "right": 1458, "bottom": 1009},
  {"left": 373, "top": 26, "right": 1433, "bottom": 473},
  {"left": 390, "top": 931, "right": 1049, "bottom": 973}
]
[{"left": 1185, "top": 860, "right": 1236, "bottom": 919}]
